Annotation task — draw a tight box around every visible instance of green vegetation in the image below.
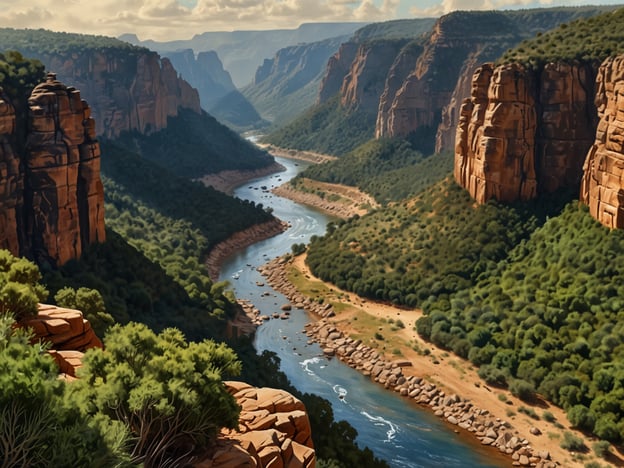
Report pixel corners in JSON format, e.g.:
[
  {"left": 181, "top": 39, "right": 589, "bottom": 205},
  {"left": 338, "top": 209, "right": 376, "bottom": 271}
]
[
  {"left": 297, "top": 138, "right": 453, "bottom": 204},
  {"left": 0, "top": 27, "right": 148, "bottom": 57},
  {"left": 0, "top": 50, "right": 44, "bottom": 103},
  {"left": 501, "top": 7, "right": 624, "bottom": 67},
  {"left": 0, "top": 313, "right": 129, "bottom": 467},
  {"left": 307, "top": 178, "right": 560, "bottom": 307},
  {"left": 263, "top": 96, "right": 376, "bottom": 156},
  {"left": 72, "top": 322, "right": 241, "bottom": 466},
  {"left": 0, "top": 250, "right": 48, "bottom": 321},
  {"left": 110, "top": 109, "right": 275, "bottom": 178}
]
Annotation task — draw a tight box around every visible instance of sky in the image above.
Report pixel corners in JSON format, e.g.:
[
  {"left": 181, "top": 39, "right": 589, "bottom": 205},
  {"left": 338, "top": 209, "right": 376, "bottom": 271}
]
[{"left": 0, "top": 0, "right": 622, "bottom": 41}]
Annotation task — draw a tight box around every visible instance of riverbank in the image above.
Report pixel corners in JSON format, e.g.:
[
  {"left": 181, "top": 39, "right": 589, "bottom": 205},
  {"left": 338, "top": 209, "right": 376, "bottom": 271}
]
[
  {"left": 273, "top": 178, "right": 379, "bottom": 219},
  {"left": 205, "top": 218, "right": 288, "bottom": 281},
  {"left": 256, "top": 253, "right": 618, "bottom": 468},
  {"left": 197, "top": 161, "right": 285, "bottom": 195},
  {"left": 258, "top": 144, "right": 337, "bottom": 164}
]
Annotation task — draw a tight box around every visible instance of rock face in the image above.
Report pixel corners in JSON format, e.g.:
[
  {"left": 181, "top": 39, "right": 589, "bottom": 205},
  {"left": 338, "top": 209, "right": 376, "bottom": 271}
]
[
  {"left": 24, "top": 73, "right": 106, "bottom": 265},
  {"left": 164, "top": 49, "right": 236, "bottom": 110},
  {"left": 340, "top": 40, "right": 408, "bottom": 115},
  {"left": 0, "top": 73, "right": 105, "bottom": 266},
  {"left": 318, "top": 42, "right": 359, "bottom": 104},
  {"left": 0, "top": 89, "right": 22, "bottom": 256},
  {"left": 455, "top": 61, "right": 597, "bottom": 204},
  {"left": 38, "top": 50, "right": 200, "bottom": 138},
  {"left": 198, "top": 381, "right": 316, "bottom": 468},
  {"left": 581, "top": 55, "right": 624, "bottom": 228},
  {"left": 19, "top": 303, "right": 103, "bottom": 378}
]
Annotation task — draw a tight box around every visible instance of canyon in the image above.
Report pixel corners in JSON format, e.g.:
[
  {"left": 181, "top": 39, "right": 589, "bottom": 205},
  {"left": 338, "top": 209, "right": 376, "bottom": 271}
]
[{"left": 0, "top": 73, "right": 105, "bottom": 266}]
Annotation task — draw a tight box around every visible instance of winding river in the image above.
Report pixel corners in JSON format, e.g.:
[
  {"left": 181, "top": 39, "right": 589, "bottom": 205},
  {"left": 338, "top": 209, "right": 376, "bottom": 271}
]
[{"left": 219, "top": 156, "right": 505, "bottom": 468}]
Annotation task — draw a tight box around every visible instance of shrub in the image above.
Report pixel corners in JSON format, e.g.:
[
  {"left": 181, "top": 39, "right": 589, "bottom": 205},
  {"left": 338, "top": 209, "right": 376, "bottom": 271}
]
[{"left": 560, "top": 432, "right": 587, "bottom": 452}]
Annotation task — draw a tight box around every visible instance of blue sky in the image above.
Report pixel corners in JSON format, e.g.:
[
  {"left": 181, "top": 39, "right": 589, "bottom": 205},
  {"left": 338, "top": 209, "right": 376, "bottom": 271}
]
[{"left": 0, "top": 0, "right": 621, "bottom": 41}]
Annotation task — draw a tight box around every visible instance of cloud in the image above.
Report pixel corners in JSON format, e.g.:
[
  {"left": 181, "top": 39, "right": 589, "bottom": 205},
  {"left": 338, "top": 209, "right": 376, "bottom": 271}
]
[{"left": 0, "top": 0, "right": 404, "bottom": 40}]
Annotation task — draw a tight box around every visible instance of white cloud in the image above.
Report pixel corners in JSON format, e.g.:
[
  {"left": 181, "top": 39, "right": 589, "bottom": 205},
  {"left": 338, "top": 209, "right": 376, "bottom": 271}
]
[
  {"left": 0, "top": 0, "right": 405, "bottom": 40},
  {"left": 0, "top": 0, "right": 620, "bottom": 41}
]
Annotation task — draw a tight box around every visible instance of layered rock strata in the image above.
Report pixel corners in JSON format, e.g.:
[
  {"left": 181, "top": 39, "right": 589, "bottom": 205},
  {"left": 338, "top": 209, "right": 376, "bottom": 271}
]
[
  {"left": 340, "top": 40, "right": 408, "bottom": 114},
  {"left": 581, "top": 55, "right": 624, "bottom": 228},
  {"left": 318, "top": 42, "right": 359, "bottom": 104},
  {"left": 0, "top": 73, "right": 105, "bottom": 266},
  {"left": 200, "top": 381, "right": 315, "bottom": 468},
  {"left": 19, "top": 303, "right": 103, "bottom": 377},
  {"left": 455, "top": 61, "right": 597, "bottom": 204},
  {"left": 0, "top": 88, "right": 22, "bottom": 255},
  {"left": 40, "top": 51, "right": 200, "bottom": 138},
  {"left": 25, "top": 73, "right": 105, "bottom": 265}
]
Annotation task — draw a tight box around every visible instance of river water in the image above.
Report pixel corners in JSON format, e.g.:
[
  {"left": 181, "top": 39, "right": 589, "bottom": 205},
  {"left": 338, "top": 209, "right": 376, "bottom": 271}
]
[{"left": 219, "top": 156, "right": 504, "bottom": 468}]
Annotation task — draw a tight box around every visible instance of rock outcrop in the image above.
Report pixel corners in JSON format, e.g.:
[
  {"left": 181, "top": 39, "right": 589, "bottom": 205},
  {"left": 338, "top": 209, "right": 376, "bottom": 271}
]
[
  {"left": 38, "top": 50, "right": 200, "bottom": 138},
  {"left": 199, "top": 382, "right": 315, "bottom": 468},
  {"left": 0, "top": 73, "right": 105, "bottom": 266},
  {"left": 0, "top": 89, "right": 22, "bottom": 256},
  {"left": 581, "top": 55, "right": 624, "bottom": 228},
  {"left": 25, "top": 73, "right": 106, "bottom": 265},
  {"left": 19, "top": 303, "right": 103, "bottom": 377},
  {"left": 318, "top": 42, "right": 359, "bottom": 105},
  {"left": 455, "top": 61, "right": 597, "bottom": 204},
  {"left": 340, "top": 40, "right": 408, "bottom": 115}
]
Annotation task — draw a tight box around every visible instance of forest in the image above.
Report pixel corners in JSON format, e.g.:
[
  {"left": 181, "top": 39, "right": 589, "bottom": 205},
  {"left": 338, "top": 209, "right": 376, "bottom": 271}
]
[{"left": 300, "top": 6, "right": 624, "bottom": 446}]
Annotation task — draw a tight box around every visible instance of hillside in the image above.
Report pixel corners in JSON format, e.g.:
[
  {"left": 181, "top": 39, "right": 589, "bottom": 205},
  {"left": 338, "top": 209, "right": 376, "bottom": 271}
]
[
  {"left": 110, "top": 108, "right": 276, "bottom": 178},
  {"left": 267, "top": 6, "right": 619, "bottom": 157},
  {"left": 242, "top": 35, "right": 350, "bottom": 126}
]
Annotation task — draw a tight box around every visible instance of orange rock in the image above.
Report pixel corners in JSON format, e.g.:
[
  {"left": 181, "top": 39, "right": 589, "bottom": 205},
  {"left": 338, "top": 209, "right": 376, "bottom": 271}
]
[{"left": 581, "top": 55, "right": 624, "bottom": 228}]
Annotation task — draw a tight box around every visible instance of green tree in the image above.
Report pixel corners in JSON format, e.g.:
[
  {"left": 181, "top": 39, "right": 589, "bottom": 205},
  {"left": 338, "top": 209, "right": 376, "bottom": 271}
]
[
  {"left": 0, "top": 314, "right": 129, "bottom": 467},
  {"left": 0, "top": 250, "right": 48, "bottom": 320},
  {"left": 54, "top": 286, "right": 115, "bottom": 337},
  {"left": 70, "top": 322, "right": 242, "bottom": 467}
]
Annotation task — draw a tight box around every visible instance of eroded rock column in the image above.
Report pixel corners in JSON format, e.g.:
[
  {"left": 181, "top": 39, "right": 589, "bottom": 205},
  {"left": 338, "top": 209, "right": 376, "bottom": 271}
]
[{"left": 581, "top": 56, "right": 624, "bottom": 228}]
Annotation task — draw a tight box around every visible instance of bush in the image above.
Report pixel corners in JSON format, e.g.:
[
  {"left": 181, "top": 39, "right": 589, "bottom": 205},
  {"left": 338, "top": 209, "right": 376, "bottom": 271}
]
[
  {"left": 509, "top": 379, "right": 536, "bottom": 402},
  {"left": 592, "top": 440, "right": 611, "bottom": 458},
  {"left": 70, "top": 323, "right": 241, "bottom": 466},
  {"left": 560, "top": 432, "right": 587, "bottom": 452}
]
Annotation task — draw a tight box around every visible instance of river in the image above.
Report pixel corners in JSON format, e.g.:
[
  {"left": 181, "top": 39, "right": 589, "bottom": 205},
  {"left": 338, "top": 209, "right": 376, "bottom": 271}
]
[{"left": 219, "top": 156, "right": 505, "bottom": 468}]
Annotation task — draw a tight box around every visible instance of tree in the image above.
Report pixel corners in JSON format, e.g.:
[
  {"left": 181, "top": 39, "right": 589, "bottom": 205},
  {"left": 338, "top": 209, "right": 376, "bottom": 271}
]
[
  {"left": 54, "top": 286, "right": 114, "bottom": 337},
  {"left": 0, "top": 314, "right": 128, "bottom": 467},
  {"left": 0, "top": 250, "right": 48, "bottom": 320},
  {"left": 70, "top": 322, "right": 242, "bottom": 467}
]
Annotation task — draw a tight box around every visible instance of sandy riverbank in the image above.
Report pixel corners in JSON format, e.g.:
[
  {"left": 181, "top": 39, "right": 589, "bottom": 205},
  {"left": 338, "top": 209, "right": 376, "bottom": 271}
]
[
  {"left": 258, "top": 144, "right": 337, "bottom": 164},
  {"left": 197, "top": 161, "right": 286, "bottom": 195},
  {"left": 273, "top": 179, "right": 379, "bottom": 219},
  {"left": 254, "top": 253, "right": 622, "bottom": 468},
  {"left": 204, "top": 219, "right": 288, "bottom": 281}
]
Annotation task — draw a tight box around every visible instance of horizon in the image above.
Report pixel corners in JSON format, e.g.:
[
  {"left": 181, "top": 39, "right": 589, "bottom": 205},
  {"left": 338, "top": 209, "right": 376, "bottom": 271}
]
[{"left": 0, "top": 0, "right": 622, "bottom": 42}]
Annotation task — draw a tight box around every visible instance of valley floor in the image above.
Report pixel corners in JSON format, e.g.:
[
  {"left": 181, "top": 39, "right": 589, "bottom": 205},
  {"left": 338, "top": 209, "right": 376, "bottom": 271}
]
[{"left": 266, "top": 253, "right": 622, "bottom": 468}]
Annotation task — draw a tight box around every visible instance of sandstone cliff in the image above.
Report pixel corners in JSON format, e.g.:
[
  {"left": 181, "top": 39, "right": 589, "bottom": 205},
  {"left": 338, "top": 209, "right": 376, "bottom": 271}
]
[
  {"left": 455, "top": 61, "right": 598, "bottom": 204},
  {"left": 0, "top": 73, "right": 105, "bottom": 266},
  {"left": 37, "top": 50, "right": 200, "bottom": 138},
  {"left": 318, "top": 42, "right": 359, "bottom": 105},
  {"left": 340, "top": 39, "right": 409, "bottom": 116},
  {"left": 581, "top": 55, "right": 624, "bottom": 228}
]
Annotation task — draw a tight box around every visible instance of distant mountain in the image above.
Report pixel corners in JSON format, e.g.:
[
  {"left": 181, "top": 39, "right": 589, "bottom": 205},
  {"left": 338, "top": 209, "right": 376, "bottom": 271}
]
[
  {"left": 241, "top": 35, "right": 350, "bottom": 126},
  {"left": 162, "top": 49, "right": 266, "bottom": 129},
  {"left": 120, "top": 22, "right": 368, "bottom": 87}
]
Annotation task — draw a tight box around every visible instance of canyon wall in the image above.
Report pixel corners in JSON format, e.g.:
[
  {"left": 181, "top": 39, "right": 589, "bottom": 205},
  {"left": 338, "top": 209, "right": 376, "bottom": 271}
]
[
  {"left": 455, "top": 61, "right": 598, "bottom": 204},
  {"left": 38, "top": 50, "right": 200, "bottom": 138},
  {"left": 581, "top": 56, "right": 624, "bottom": 228},
  {"left": 0, "top": 73, "right": 105, "bottom": 266}
]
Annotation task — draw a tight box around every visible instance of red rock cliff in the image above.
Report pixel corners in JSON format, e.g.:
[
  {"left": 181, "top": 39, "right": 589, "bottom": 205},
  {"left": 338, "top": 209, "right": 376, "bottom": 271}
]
[
  {"left": 455, "top": 61, "right": 597, "bottom": 204},
  {"left": 581, "top": 56, "right": 624, "bottom": 228},
  {"left": 40, "top": 51, "right": 200, "bottom": 138},
  {"left": 0, "top": 73, "right": 105, "bottom": 266},
  {"left": 340, "top": 40, "right": 408, "bottom": 114},
  {"left": 318, "top": 42, "right": 358, "bottom": 104}
]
